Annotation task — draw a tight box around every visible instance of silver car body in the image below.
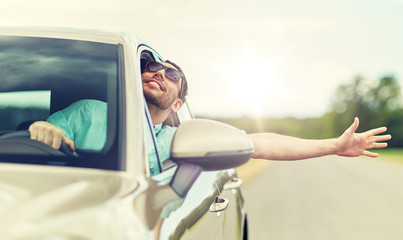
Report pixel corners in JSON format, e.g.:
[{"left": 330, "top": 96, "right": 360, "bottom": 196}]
[{"left": 0, "top": 27, "right": 248, "bottom": 240}]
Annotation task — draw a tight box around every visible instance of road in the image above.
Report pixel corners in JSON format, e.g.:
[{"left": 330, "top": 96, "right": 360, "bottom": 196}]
[{"left": 242, "top": 156, "right": 403, "bottom": 240}]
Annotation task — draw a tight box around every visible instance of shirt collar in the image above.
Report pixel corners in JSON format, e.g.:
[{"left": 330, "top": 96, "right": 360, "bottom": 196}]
[{"left": 153, "top": 124, "right": 163, "bottom": 134}]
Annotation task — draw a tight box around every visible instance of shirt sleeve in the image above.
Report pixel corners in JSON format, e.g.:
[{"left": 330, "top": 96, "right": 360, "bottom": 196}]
[
  {"left": 47, "top": 99, "right": 107, "bottom": 150},
  {"left": 47, "top": 110, "right": 74, "bottom": 141}
]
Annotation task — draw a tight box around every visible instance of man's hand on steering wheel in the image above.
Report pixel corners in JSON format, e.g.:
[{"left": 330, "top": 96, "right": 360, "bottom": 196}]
[{"left": 28, "top": 121, "right": 76, "bottom": 152}]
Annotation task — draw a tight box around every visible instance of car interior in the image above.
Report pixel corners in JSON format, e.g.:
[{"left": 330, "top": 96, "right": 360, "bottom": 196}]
[{"left": 0, "top": 36, "right": 120, "bottom": 169}]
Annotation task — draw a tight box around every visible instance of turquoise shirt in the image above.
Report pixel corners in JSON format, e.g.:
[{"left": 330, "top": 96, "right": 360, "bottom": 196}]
[
  {"left": 47, "top": 99, "right": 176, "bottom": 175},
  {"left": 147, "top": 124, "right": 177, "bottom": 175},
  {"left": 47, "top": 100, "right": 107, "bottom": 151}
]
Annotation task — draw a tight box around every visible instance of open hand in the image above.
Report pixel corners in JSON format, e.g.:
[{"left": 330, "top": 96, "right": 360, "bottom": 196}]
[{"left": 337, "top": 117, "right": 391, "bottom": 158}]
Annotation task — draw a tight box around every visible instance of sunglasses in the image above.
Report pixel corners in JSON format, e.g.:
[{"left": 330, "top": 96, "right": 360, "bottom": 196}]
[{"left": 145, "top": 61, "right": 183, "bottom": 82}]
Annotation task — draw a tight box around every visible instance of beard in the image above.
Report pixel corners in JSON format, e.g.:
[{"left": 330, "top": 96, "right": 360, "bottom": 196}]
[{"left": 143, "top": 88, "right": 177, "bottom": 110}]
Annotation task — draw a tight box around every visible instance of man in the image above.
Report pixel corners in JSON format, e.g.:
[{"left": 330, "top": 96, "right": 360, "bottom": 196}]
[{"left": 29, "top": 60, "right": 391, "bottom": 164}]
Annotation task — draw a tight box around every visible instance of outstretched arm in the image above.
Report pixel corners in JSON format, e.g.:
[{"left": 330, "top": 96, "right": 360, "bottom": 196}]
[{"left": 249, "top": 117, "right": 391, "bottom": 161}]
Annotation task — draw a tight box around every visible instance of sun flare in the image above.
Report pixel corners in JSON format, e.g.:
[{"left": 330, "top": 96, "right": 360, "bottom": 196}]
[{"left": 225, "top": 59, "right": 280, "bottom": 117}]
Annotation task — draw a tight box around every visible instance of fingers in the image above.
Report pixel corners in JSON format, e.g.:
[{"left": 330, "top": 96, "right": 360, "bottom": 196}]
[
  {"left": 48, "top": 133, "right": 63, "bottom": 150},
  {"left": 347, "top": 117, "right": 360, "bottom": 134},
  {"left": 370, "top": 134, "right": 392, "bottom": 143},
  {"left": 350, "top": 118, "right": 389, "bottom": 138},
  {"left": 362, "top": 150, "right": 379, "bottom": 158},
  {"left": 369, "top": 142, "right": 388, "bottom": 149},
  {"left": 64, "top": 137, "right": 76, "bottom": 152},
  {"left": 364, "top": 126, "right": 388, "bottom": 137},
  {"left": 364, "top": 134, "right": 391, "bottom": 151},
  {"left": 28, "top": 121, "right": 65, "bottom": 150}
]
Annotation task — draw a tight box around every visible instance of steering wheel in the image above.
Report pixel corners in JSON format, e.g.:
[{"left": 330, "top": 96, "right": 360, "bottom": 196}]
[{"left": 0, "top": 131, "right": 78, "bottom": 157}]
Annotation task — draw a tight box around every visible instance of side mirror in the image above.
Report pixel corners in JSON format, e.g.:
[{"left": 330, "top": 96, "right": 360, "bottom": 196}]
[{"left": 169, "top": 119, "right": 253, "bottom": 197}]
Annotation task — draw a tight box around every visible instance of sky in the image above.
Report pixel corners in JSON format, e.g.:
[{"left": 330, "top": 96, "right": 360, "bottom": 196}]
[{"left": 1, "top": 0, "right": 402, "bottom": 118}]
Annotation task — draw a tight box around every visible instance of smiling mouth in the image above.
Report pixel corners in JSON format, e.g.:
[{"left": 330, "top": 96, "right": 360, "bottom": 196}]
[{"left": 145, "top": 80, "right": 164, "bottom": 91}]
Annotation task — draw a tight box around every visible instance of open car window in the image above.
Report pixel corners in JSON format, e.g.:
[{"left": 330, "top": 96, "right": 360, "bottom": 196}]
[
  {"left": 0, "top": 36, "right": 120, "bottom": 170},
  {"left": 139, "top": 49, "right": 194, "bottom": 177},
  {"left": 140, "top": 49, "right": 163, "bottom": 176}
]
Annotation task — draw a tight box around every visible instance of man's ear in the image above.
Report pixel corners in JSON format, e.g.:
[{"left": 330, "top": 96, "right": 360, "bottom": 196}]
[{"left": 170, "top": 98, "right": 183, "bottom": 113}]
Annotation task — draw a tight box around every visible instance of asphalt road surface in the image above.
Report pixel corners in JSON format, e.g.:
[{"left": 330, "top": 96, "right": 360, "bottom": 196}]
[{"left": 242, "top": 156, "right": 403, "bottom": 240}]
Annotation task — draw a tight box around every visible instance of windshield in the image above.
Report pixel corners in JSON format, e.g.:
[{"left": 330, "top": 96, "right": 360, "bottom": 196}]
[{"left": 0, "top": 36, "right": 120, "bottom": 170}]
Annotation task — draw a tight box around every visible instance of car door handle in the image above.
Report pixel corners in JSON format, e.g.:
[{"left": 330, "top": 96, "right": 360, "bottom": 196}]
[
  {"left": 223, "top": 177, "right": 243, "bottom": 190},
  {"left": 209, "top": 197, "right": 229, "bottom": 213}
]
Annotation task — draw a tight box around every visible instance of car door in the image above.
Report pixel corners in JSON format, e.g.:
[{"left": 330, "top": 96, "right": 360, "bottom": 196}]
[
  {"left": 159, "top": 169, "right": 245, "bottom": 240},
  {"left": 155, "top": 107, "right": 245, "bottom": 240}
]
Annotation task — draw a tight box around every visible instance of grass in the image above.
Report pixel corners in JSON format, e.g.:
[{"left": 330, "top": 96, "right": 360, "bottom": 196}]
[
  {"left": 236, "top": 158, "right": 272, "bottom": 183},
  {"left": 373, "top": 148, "right": 403, "bottom": 162}
]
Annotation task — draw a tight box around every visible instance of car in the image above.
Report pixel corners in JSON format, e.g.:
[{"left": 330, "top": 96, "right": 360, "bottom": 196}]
[{"left": 0, "top": 27, "right": 252, "bottom": 240}]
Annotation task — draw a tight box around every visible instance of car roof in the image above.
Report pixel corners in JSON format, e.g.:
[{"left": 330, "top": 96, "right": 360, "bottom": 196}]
[{"left": 0, "top": 26, "right": 142, "bottom": 46}]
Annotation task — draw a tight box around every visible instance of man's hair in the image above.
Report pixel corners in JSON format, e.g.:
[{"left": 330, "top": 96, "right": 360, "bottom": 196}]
[{"left": 165, "top": 60, "right": 188, "bottom": 103}]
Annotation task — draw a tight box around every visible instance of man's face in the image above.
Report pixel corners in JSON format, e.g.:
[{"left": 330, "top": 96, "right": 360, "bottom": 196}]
[{"left": 142, "top": 62, "right": 183, "bottom": 111}]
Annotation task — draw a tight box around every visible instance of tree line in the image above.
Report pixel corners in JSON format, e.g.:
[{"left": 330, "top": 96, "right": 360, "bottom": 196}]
[{"left": 211, "top": 75, "right": 403, "bottom": 148}]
